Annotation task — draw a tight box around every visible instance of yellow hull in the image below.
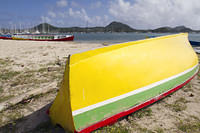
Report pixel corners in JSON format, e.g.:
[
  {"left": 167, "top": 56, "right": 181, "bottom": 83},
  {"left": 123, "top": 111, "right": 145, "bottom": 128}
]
[{"left": 50, "top": 33, "right": 198, "bottom": 132}]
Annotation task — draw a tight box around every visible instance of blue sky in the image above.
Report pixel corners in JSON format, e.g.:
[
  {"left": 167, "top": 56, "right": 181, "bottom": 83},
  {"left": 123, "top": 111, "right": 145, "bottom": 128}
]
[
  {"left": 0, "top": 0, "right": 112, "bottom": 28},
  {"left": 1, "top": 0, "right": 200, "bottom": 29}
]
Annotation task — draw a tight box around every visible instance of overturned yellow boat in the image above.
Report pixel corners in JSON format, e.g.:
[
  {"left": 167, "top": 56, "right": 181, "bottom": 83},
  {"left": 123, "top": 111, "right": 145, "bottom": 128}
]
[{"left": 49, "top": 33, "right": 199, "bottom": 132}]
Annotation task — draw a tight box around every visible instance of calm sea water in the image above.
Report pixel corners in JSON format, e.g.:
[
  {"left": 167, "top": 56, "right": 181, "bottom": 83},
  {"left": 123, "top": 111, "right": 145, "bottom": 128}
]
[{"left": 73, "top": 32, "right": 200, "bottom": 44}]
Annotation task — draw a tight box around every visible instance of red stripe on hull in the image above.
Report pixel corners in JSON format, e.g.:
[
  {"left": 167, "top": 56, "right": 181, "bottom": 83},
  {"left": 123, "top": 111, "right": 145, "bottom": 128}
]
[
  {"left": 0, "top": 37, "right": 12, "bottom": 40},
  {"left": 76, "top": 73, "right": 198, "bottom": 133}
]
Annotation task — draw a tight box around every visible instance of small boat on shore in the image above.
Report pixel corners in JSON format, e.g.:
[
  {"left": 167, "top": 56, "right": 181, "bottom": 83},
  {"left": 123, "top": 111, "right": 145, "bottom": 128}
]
[
  {"left": 188, "top": 41, "right": 200, "bottom": 53},
  {"left": 0, "top": 34, "right": 12, "bottom": 40},
  {"left": 0, "top": 34, "right": 74, "bottom": 41},
  {"left": 49, "top": 33, "right": 199, "bottom": 133}
]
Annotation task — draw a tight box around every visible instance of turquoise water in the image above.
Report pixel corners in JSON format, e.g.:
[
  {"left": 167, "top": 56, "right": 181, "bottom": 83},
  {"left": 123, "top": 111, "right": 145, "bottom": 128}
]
[{"left": 73, "top": 32, "right": 200, "bottom": 44}]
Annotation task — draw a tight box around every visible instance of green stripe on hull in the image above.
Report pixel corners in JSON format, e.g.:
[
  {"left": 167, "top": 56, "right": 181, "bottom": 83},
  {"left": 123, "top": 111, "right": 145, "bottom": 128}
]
[{"left": 74, "top": 66, "right": 198, "bottom": 130}]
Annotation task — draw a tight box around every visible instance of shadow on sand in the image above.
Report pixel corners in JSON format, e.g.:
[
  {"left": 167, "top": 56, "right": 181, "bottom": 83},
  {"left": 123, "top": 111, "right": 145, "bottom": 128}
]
[{"left": 0, "top": 103, "right": 68, "bottom": 133}]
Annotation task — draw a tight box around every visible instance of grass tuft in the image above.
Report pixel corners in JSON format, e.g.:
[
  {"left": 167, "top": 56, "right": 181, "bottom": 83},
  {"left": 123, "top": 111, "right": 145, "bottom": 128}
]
[
  {"left": 0, "top": 95, "right": 14, "bottom": 103},
  {"left": 177, "top": 120, "right": 200, "bottom": 132},
  {"left": 132, "top": 108, "right": 152, "bottom": 119},
  {"left": 154, "top": 127, "right": 164, "bottom": 133},
  {"left": 166, "top": 97, "right": 188, "bottom": 112},
  {"left": 0, "top": 70, "right": 20, "bottom": 80},
  {"left": 0, "top": 58, "right": 14, "bottom": 66},
  {"left": 94, "top": 125, "right": 129, "bottom": 133},
  {"left": 0, "top": 86, "right": 3, "bottom": 93}
]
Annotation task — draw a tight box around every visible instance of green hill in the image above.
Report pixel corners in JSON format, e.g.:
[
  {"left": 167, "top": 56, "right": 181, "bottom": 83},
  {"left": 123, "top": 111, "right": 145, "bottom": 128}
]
[{"left": 31, "top": 22, "right": 198, "bottom": 33}]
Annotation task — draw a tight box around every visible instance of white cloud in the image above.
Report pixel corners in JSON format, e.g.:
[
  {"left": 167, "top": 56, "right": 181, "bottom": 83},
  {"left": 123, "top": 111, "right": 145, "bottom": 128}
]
[
  {"left": 58, "top": 11, "right": 68, "bottom": 18},
  {"left": 48, "top": 11, "right": 56, "bottom": 18},
  {"left": 90, "top": 1, "right": 102, "bottom": 9},
  {"left": 109, "top": 0, "right": 200, "bottom": 29},
  {"left": 40, "top": 1, "right": 110, "bottom": 27},
  {"left": 41, "top": 16, "right": 51, "bottom": 23},
  {"left": 68, "top": 8, "right": 107, "bottom": 26},
  {"left": 56, "top": 0, "right": 68, "bottom": 7},
  {"left": 70, "top": 1, "right": 80, "bottom": 8},
  {"left": 69, "top": 8, "right": 92, "bottom": 23}
]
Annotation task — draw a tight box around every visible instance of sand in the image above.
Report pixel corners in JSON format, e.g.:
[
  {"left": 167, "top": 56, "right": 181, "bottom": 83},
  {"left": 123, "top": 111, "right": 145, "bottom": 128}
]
[
  {"left": 0, "top": 40, "right": 199, "bottom": 133},
  {"left": 0, "top": 40, "right": 103, "bottom": 133},
  {"left": 0, "top": 40, "right": 103, "bottom": 70}
]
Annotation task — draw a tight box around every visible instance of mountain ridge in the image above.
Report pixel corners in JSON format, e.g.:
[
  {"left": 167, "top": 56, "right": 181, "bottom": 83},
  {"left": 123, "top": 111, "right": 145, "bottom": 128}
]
[{"left": 32, "top": 21, "right": 199, "bottom": 33}]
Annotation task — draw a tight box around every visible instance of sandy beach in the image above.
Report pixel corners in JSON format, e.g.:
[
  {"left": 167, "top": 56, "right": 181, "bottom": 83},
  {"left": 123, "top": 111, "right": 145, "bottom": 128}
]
[{"left": 0, "top": 39, "right": 200, "bottom": 133}]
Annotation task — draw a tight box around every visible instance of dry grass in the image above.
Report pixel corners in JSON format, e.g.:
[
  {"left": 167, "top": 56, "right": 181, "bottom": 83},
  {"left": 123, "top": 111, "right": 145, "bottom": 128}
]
[
  {"left": 165, "top": 97, "right": 188, "bottom": 112},
  {"left": 177, "top": 118, "right": 200, "bottom": 133}
]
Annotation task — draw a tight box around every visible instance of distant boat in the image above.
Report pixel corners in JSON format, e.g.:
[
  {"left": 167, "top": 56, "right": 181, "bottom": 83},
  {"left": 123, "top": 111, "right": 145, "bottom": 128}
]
[
  {"left": 189, "top": 40, "right": 200, "bottom": 47},
  {"left": 0, "top": 34, "right": 12, "bottom": 40},
  {"left": 0, "top": 34, "right": 74, "bottom": 41}
]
